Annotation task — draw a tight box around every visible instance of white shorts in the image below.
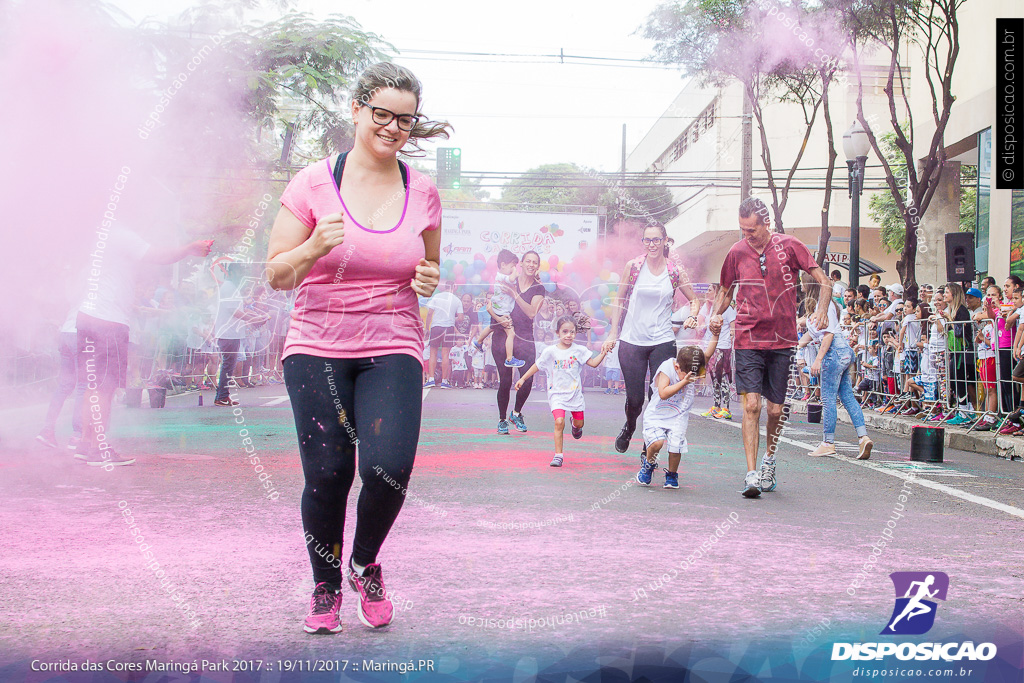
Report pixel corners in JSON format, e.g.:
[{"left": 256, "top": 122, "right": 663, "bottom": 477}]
[{"left": 643, "top": 423, "right": 687, "bottom": 454}]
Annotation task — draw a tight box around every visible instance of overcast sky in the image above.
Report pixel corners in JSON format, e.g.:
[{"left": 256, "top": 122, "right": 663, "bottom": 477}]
[{"left": 118, "top": 0, "right": 689, "bottom": 182}]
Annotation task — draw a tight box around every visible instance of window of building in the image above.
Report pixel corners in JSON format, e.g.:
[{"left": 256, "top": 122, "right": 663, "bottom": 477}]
[{"left": 661, "top": 99, "right": 718, "bottom": 165}]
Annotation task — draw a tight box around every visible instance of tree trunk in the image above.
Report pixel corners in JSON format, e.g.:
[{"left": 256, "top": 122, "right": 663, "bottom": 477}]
[
  {"left": 899, "top": 203, "right": 919, "bottom": 292},
  {"left": 816, "top": 73, "right": 837, "bottom": 268}
]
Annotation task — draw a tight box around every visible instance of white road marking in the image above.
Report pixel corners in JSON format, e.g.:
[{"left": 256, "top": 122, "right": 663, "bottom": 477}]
[
  {"left": 261, "top": 396, "right": 290, "bottom": 407},
  {"left": 693, "top": 411, "right": 1024, "bottom": 520}
]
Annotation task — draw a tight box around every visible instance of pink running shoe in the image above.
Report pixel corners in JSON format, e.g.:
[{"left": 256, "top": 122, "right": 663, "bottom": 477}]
[
  {"left": 303, "top": 582, "right": 342, "bottom": 634},
  {"left": 347, "top": 562, "right": 394, "bottom": 628}
]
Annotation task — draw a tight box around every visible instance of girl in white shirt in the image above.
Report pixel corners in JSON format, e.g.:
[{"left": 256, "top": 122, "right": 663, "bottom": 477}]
[{"left": 515, "top": 316, "right": 614, "bottom": 467}]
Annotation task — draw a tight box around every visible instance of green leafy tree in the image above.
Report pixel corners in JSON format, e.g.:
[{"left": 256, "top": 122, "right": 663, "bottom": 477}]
[
  {"left": 869, "top": 129, "right": 975, "bottom": 254},
  {"left": 850, "top": 0, "right": 967, "bottom": 291},
  {"left": 643, "top": 0, "right": 844, "bottom": 235},
  {"left": 499, "top": 164, "right": 604, "bottom": 207},
  {"left": 499, "top": 164, "right": 677, "bottom": 225},
  {"left": 135, "top": 5, "right": 392, "bottom": 164}
]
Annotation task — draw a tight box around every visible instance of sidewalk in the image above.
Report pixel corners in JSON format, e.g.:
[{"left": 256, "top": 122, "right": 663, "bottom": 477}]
[{"left": 788, "top": 398, "right": 1024, "bottom": 462}]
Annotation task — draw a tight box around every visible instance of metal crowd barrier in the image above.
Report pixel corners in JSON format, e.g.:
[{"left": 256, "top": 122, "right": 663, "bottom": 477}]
[{"left": 836, "top": 316, "right": 1018, "bottom": 433}]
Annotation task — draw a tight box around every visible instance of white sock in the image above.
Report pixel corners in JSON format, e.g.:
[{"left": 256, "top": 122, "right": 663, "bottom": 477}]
[
  {"left": 351, "top": 561, "right": 366, "bottom": 576},
  {"left": 554, "top": 453, "right": 563, "bottom": 457}
]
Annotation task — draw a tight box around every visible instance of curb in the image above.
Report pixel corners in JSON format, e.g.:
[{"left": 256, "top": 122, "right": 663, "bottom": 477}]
[{"left": 788, "top": 400, "right": 1024, "bottom": 463}]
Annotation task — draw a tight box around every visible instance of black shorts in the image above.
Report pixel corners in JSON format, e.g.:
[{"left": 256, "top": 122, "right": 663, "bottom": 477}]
[
  {"left": 428, "top": 325, "right": 456, "bottom": 349},
  {"left": 76, "top": 312, "right": 130, "bottom": 391},
  {"left": 734, "top": 348, "right": 796, "bottom": 405}
]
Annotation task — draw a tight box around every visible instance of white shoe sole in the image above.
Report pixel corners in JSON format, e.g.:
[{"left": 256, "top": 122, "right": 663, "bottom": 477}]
[
  {"left": 356, "top": 602, "right": 393, "bottom": 629},
  {"left": 303, "top": 622, "right": 342, "bottom": 634}
]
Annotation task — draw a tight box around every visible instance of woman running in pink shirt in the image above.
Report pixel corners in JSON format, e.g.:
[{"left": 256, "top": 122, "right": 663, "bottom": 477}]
[{"left": 266, "top": 62, "right": 450, "bottom": 634}]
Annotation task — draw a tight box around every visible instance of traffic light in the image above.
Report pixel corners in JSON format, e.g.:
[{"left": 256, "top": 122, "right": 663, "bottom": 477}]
[{"left": 437, "top": 147, "right": 461, "bottom": 190}]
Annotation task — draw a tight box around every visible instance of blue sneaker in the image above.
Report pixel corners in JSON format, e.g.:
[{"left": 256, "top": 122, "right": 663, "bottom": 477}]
[
  {"left": 472, "top": 339, "right": 483, "bottom": 352},
  {"left": 571, "top": 424, "right": 583, "bottom": 439},
  {"left": 636, "top": 457, "right": 657, "bottom": 486},
  {"left": 946, "top": 412, "right": 970, "bottom": 426},
  {"left": 663, "top": 469, "right": 679, "bottom": 489},
  {"left": 504, "top": 357, "right": 526, "bottom": 368},
  {"left": 497, "top": 420, "right": 510, "bottom": 435},
  {"left": 423, "top": 379, "right": 435, "bottom": 388},
  {"left": 509, "top": 412, "right": 527, "bottom": 432}
]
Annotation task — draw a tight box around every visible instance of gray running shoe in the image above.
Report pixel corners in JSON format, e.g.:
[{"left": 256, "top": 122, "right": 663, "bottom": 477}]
[
  {"left": 759, "top": 454, "right": 777, "bottom": 492},
  {"left": 742, "top": 470, "right": 761, "bottom": 498}
]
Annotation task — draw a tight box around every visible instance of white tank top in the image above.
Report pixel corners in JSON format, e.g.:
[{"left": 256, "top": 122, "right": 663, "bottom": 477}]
[{"left": 620, "top": 263, "right": 675, "bottom": 346}]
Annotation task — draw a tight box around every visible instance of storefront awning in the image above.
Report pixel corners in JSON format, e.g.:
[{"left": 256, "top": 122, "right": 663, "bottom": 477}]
[{"left": 828, "top": 258, "right": 885, "bottom": 278}]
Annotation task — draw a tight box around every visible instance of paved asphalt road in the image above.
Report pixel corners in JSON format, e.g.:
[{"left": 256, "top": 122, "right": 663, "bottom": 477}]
[{"left": 0, "top": 382, "right": 1021, "bottom": 681}]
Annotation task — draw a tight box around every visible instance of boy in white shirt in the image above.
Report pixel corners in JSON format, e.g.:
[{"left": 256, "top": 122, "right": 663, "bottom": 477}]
[
  {"left": 635, "top": 327, "right": 720, "bottom": 489},
  {"left": 472, "top": 249, "right": 525, "bottom": 368}
]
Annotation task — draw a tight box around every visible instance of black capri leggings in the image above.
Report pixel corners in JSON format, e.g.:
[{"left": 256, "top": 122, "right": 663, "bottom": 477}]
[
  {"left": 284, "top": 353, "right": 422, "bottom": 588},
  {"left": 618, "top": 340, "right": 677, "bottom": 432},
  {"left": 493, "top": 326, "right": 537, "bottom": 421},
  {"left": 946, "top": 351, "right": 977, "bottom": 406}
]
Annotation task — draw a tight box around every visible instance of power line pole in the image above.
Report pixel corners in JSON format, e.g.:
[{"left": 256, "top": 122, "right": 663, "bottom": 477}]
[
  {"left": 621, "top": 123, "right": 627, "bottom": 184},
  {"left": 741, "top": 88, "right": 752, "bottom": 201}
]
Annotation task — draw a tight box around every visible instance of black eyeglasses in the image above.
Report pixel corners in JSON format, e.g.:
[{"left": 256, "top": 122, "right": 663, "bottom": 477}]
[
  {"left": 759, "top": 252, "right": 767, "bottom": 276},
  {"left": 359, "top": 102, "right": 421, "bottom": 131},
  {"left": 641, "top": 237, "right": 664, "bottom": 245}
]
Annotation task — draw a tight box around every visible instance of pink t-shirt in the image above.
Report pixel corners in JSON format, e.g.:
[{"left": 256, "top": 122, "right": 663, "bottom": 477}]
[
  {"left": 997, "top": 301, "right": 1016, "bottom": 348},
  {"left": 279, "top": 156, "right": 441, "bottom": 365},
  {"left": 719, "top": 233, "right": 819, "bottom": 350}
]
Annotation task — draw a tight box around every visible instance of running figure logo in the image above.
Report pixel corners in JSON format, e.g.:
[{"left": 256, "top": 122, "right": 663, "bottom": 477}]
[{"left": 881, "top": 572, "right": 949, "bottom": 635}]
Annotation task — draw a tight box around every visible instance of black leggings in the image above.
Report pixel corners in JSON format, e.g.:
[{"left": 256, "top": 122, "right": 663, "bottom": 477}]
[
  {"left": 284, "top": 353, "right": 422, "bottom": 587},
  {"left": 947, "top": 351, "right": 976, "bottom": 406},
  {"left": 618, "top": 340, "right": 676, "bottom": 432},
  {"left": 493, "top": 327, "right": 536, "bottom": 420},
  {"left": 708, "top": 348, "right": 733, "bottom": 410},
  {"left": 999, "top": 348, "right": 1020, "bottom": 413}
]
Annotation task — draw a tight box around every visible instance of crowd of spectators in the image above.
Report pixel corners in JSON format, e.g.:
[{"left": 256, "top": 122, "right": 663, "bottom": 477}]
[{"left": 795, "top": 271, "right": 1024, "bottom": 435}]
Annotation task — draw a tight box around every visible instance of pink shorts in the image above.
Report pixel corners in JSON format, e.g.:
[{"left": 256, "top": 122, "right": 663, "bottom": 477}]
[{"left": 552, "top": 409, "right": 584, "bottom": 421}]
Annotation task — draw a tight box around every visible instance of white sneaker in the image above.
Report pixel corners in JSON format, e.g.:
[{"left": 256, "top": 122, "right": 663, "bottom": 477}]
[
  {"left": 758, "top": 454, "right": 777, "bottom": 492},
  {"left": 741, "top": 470, "right": 761, "bottom": 498}
]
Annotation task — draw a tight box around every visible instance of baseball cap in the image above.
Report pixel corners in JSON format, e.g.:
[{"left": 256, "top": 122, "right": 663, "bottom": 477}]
[
  {"left": 888, "top": 283, "right": 904, "bottom": 296},
  {"left": 966, "top": 287, "right": 984, "bottom": 299}
]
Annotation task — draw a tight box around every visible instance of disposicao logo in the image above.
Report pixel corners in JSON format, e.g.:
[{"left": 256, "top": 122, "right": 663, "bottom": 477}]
[
  {"left": 831, "top": 572, "right": 997, "bottom": 662},
  {"left": 883, "top": 571, "right": 948, "bottom": 635}
]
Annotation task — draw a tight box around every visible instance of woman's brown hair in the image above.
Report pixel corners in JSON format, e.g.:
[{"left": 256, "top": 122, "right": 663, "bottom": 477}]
[{"left": 352, "top": 62, "right": 453, "bottom": 156}]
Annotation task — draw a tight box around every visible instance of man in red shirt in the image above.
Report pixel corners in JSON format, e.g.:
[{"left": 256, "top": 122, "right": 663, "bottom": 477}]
[{"left": 709, "top": 197, "right": 832, "bottom": 498}]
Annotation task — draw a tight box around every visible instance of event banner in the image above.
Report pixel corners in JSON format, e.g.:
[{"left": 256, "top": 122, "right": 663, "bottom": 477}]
[{"left": 439, "top": 209, "right": 599, "bottom": 263}]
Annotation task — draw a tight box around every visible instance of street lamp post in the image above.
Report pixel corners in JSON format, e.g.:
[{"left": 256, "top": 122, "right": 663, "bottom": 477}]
[{"left": 843, "top": 121, "right": 871, "bottom": 290}]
